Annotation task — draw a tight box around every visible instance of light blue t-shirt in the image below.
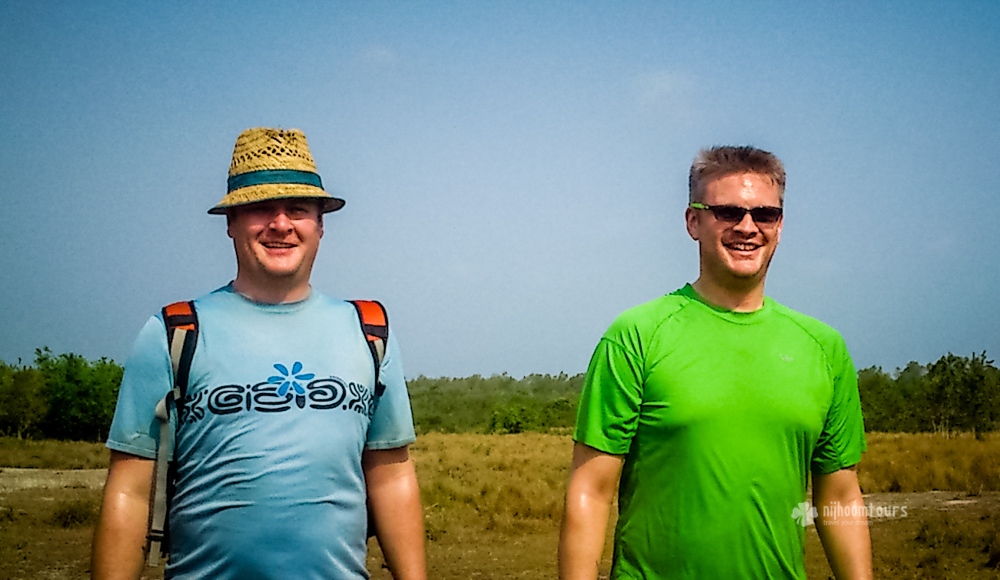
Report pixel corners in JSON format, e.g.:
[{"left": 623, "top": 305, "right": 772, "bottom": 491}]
[{"left": 107, "top": 284, "right": 416, "bottom": 579}]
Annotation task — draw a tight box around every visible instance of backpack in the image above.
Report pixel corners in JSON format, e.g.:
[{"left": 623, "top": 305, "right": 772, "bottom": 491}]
[{"left": 145, "top": 299, "right": 390, "bottom": 566}]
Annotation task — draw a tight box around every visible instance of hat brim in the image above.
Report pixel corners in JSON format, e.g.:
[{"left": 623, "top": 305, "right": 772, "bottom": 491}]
[{"left": 208, "top": 183, "right": 345, "bottom": 215}]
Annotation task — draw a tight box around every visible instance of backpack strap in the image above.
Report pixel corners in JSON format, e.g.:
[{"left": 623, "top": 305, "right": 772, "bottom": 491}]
[
  {"left": 163, "top": 301, "right": 198, "bottom": 403},
  {"left": 146, "top": 300, "right": 198, "bottom": 566},
  {"left": 349, "top": 300, "right": 388, "bottom": 398},
  {"left": 348, "top": 299, "right": 390, "bottom": 540}
]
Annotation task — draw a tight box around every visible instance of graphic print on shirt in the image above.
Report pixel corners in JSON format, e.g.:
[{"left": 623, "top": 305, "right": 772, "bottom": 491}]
[{"left": 177, "top": 361, "right": 376, "bottom": 424}]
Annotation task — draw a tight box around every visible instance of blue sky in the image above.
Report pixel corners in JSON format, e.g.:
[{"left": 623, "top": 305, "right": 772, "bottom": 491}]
[{"left": 2, "top": 1, "right": 998, "bottom": 378}]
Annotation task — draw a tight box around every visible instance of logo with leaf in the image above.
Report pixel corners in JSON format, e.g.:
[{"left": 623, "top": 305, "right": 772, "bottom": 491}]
[{"left": 791, "top": 501, "right": 818, "bottom": 527}]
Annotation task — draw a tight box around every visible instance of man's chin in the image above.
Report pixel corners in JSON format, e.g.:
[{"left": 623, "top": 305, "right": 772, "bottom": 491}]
[
  {"left": 725, "top": 262, "right": 765, "bottom": 279},
  {"left": 254, "top": 264, "right": 303, "bottom": 280},
  {"left": 719, "top": 267, "right": 770, "bottom": 291}
]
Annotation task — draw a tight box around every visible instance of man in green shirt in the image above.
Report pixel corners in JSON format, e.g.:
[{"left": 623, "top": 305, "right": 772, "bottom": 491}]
[{"left": 559, "top": 146, "right": 872, "bottom": 579}]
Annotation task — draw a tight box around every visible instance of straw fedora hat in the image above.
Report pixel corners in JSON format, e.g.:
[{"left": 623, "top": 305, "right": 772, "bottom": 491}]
[{"left": 208, "top": 127, "right": 345, "bottom": 215}]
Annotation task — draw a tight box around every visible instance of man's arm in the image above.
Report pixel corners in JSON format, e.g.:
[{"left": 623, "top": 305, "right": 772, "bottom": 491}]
[
  {"left": 812, "top": 466, "right": 873, "bottom": 580},
  {"left": 558, "top": 442, "right": 625, "bottom": 580},
  {"left": 91, "top": 450, "right": 154, "bottom": 580},
  {"left": 363, "top": 446, "right": 426, "bottom": 580}
]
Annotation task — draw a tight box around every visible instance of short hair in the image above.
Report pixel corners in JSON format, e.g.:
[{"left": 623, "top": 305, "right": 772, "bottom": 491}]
[{"left": 688, "top": 146, "right": 786, "bottom": 204}]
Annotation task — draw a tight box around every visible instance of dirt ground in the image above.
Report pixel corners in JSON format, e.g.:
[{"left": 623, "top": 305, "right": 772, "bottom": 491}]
[
  {"left": 0, "top": 468, "right": 107, "bottom": 493},
  {"left": 2, "top": 468, "right": 999, "bottom": 579}
]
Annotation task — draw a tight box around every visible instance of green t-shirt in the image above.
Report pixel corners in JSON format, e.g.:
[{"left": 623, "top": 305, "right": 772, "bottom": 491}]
[{"left": 575, "top": 285, "right": 866, "bottom": 579}]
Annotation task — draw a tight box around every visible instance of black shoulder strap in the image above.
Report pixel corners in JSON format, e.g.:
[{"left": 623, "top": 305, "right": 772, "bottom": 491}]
[{"left": 349, "top": 300, "right": 388, "bottom": 398}]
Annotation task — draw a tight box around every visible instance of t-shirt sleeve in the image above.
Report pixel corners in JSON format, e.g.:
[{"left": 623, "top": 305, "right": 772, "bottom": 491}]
[
  {"left": 365, "top": 330, "right": 417, "bottom": 450},
  {"left": 811, "top": 334, "right": 867, "bottom": 474},
  {"left": 574, "top": 319, "right": 645, "bottom": 456},
  {"left": 106, "top": 315, "right": 174, "bottom": 459}
]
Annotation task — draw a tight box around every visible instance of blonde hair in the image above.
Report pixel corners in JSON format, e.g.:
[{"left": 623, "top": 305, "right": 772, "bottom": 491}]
[{"left": 689, "top": 146, "right": 785, "bottom": 204}]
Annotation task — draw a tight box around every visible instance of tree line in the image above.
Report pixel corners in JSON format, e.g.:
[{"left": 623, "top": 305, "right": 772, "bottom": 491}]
[
  {"left": 0, "top": 348, "right": 122, "bottom": 441},
  {"left": 857, "top": 352, "right": 1000, "bottom": 436},
  {"left": 1, "top": 349, "right": 997, "bottom": 441}
]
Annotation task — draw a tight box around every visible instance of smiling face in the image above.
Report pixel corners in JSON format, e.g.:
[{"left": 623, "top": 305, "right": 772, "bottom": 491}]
[
  {"left": 685, "top": 172, "right": 783, "bottom": 308},
  {"left": 227, "top": 199, "right": 324, "bottom": 303}
]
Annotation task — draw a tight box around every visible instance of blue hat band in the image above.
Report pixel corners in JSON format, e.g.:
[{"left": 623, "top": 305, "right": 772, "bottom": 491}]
[{"left": 227, "top": 169, "right": 323, "bottom": 192}]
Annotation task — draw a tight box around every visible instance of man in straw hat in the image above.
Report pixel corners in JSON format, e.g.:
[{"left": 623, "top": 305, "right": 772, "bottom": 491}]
[
  {"left": 92, "top": 127, "right": 426, "bottom": 579},
  {"left": 559, "top": 146, "right": 872, "bottom": 579}
]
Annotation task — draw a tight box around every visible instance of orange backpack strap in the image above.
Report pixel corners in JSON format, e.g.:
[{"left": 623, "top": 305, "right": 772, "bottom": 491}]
[
  {"left": 147, "top": 300, "right": 198, "bottom": 566},
  {"left": 349, "top": 300, "right": 388, "bottom": 398}
]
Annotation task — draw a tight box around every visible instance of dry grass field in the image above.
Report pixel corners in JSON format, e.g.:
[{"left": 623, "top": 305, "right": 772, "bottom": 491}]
[{"left": 1, "top": 432, "right": 999, "bottom": 579}]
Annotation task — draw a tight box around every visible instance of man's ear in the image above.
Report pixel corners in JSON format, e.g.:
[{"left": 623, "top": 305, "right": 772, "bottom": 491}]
[
  {"left": 685, "top": 207, "right": 700, "bottom": 241},
  {"left": 226, "top": 213, "right": 235, "bottom": 239}
]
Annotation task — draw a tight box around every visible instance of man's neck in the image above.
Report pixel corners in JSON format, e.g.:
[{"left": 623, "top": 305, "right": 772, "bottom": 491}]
[
  {"left": 691, "top": 276, "right": 766, "bottom": 312},
  {"left": 231, "top": 277, "right": 311, "bottom": 305}
]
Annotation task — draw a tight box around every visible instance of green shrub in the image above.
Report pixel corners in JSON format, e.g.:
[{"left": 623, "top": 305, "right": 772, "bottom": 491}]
[
  {"left": 487, "top": 405, "right": 534, "bottom": 434},
  {"left": 409, "top": 373, "right": 582, "bottom": 434}
]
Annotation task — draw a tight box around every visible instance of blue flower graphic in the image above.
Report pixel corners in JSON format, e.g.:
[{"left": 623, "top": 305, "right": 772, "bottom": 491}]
[{"left": 268, "top": 362, "right": 315, "bottom": 396}]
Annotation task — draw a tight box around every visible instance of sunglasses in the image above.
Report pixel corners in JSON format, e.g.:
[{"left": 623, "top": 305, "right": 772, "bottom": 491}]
[{"left": 689, "top": 202, "right": 783, "bottom": 224}]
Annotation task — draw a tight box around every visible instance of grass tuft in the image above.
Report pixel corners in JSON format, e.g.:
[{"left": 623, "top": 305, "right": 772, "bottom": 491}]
[
  {"left": 984, "top": 515, "right": 1000, "bottom": 570},
  {"left": 0, "top": 505, "right": 16, "bottom": 523},
  {"left": 49, "top": 499, "right": 98, "bottom": 528}
]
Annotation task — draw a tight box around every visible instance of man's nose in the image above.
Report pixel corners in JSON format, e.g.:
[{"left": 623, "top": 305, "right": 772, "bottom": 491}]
[
  {"left": 732, "top": 212, "right": 759, "bottom": 233},
  {"left": 268, "top": 210, "right": 293, "bottom": 231}
]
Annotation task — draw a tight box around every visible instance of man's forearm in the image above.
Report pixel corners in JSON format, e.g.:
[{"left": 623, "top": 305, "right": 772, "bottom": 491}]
[
  {"left": 91, "top": 453, "right": 154, "bottom": 580},
  {"left": 373, "top": 468, "right": 425, "bottom": 579},
  {"left": 813, "top": 469, "right": 873, "bottom": 580},
  {"left": 815, "top": 507, "right": 873, "bottom": 579},
  {"left": 558, "top": 491, "right": 613, "bottom": 580},
  {"left": 558, "top": 444, "right": 623, "bottom": 580},
  {"left": 365, "top": 450, "right": 426, "bottom": 580},
  {"left": 92, "top": 493, "right": 148, "bottom": 579}
]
